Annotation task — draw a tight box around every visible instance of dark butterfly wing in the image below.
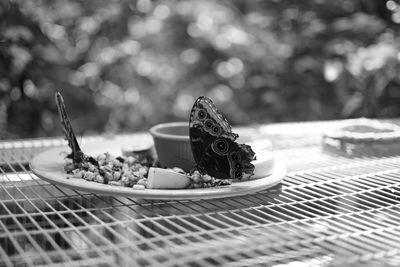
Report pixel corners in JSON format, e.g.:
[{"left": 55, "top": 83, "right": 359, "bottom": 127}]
[
  {"left": 55, "top": 92, "right": 97, "bottom": 167},
  {"left": 190, "top": 96, "right": 238, "bottom": 140},
  {"left": 189, "top": 96, "right": 255, "bottom": 179}
]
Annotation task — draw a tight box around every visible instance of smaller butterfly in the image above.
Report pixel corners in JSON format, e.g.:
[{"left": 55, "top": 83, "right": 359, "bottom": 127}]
[
  {"left": 189, "top": 96, "right": 256, "bottom": 180},
  {"left": 55, "top": 92, "right": 98, "bottom": 168}
]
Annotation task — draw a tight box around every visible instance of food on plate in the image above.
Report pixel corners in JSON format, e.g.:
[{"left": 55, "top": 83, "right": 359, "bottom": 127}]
[
  {"left": 66, "top": 153, "right": 149, "bottom": 187},
  {"left": 147, "top": 167, "right": 232, "bottom": 189},
  {"left": 56, "top": 93, "right": 274, "bottom": 191},
  {"left": 189, "top": 96, "right": 256, "bottom": 180},
  {"left": 64, "top": 149, "right": 232, "bottom": 189}
]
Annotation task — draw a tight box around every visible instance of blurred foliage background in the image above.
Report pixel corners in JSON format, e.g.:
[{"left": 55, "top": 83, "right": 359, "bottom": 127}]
[{"left": 1, "top": 0, "right": 400, "bottom": 139}]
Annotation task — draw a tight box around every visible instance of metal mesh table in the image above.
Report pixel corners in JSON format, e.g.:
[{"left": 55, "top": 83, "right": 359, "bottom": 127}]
[{"left": 1, "top": 120, "right": 400, "bottom": 266}]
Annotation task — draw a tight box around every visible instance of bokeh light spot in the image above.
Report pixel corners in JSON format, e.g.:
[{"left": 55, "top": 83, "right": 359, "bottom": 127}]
[
  {"left": 76, "top": 36, "right": 89, "bottom": 51},
  {"left": 392, "top": 12, "right": 400, "bottom": 24},
  {"left": 137, "top": 0, "right": 152, "bottom": 13},
  {"left": 137, "top": 61, "right": 153, "bottom": 76},
  {"left": 174, "top": 94, "right": 195, "bottom": 116},
  {"left": 79, "top": 17, "right": 98, "bottom": 34},
  {"left": 145, "top": 18, "right": 162, "bottom": 34},
  {"left": 124, "top": 88, "right": 140, "bottom": 104},
  {"left": 215, "top": 35, "right": 231, "bottom": 49},
  {"left": 99, "top": 47, "right": 117, "bottom": 64},
  {"left": 387, "top": 0, "right": 397, "bottom": 11},
  {"left": 102, "top": 81, "right": 122, "bottom": 101},
  {"left": 154, "top": 5, "right": 170, "bottom": 20},
  {"left": 128, "top": 19, "right": 146, "bottom": 38},
  {"left": 79, "top": 62, "right": 100, "bottom": 78},
  {"left": 69, "top": 71, "right": 85, "bottom": 87},
  {"left": 197, "top": 13, "right": 214, "bottom": 31},
  {"left": 176, "top": 1, "right": 192, "bottom": 15},
  {"left": 229, "top": 58, "right": 244, "bottom": 74},
  {"left": 208, "top": 84, "right": 233, "bottom": 103},
  {"left": 119, "top": 40, "right": 141, "bottom": 55},
  {"left": 216, "top": 58, "right": 244, "bottom": 78},
  {"left": 42, "top": 23, "right": 66, "bottom": 41},
  {"left": 180, "top": 48, "right": 200, "bottom": 64},
  {"left": 10, "top": 87, "right": 21, "bottom": 101},
  {"left": 324, "top": 60, "right": 343, "bottom": 82},
  {"left": 224, "top": 26, "right": 248, "bottom": 45},
  {"left": 187, "top": 23, "right": 202, "bottom": 38},
  {"left": 23, "top": 80, "right": 37, "bottom": 98}
]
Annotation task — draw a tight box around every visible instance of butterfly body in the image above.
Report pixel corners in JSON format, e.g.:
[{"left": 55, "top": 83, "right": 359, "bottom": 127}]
[{"left": 189, "top": 96, "right": 255, "bottom": 180}]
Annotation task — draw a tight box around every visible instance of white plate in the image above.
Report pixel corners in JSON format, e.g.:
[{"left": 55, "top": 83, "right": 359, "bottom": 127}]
[{"left": 30, "top": 140, "right": 286, "bottom": 200}]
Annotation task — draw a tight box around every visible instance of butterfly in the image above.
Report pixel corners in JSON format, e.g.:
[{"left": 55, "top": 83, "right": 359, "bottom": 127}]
[
  {"left": 189, "top": 96, "right": 256, "bottom": 180},
  {"left": 55, "top": 92, "right": 98, "bottom": 168}
]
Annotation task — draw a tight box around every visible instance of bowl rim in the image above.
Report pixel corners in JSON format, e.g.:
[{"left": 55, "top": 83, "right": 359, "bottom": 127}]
[{"left": 149, "top": 121, "right": 189, "bottom": 141}]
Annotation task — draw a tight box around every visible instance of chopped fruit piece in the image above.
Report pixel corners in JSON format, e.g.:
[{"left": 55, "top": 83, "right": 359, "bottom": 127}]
[
  {"left": 147, "top": 167, "right": 191, "bottom": 189},
  {"left": 243, "top": 149, "right": 275, "bottom": 180}
]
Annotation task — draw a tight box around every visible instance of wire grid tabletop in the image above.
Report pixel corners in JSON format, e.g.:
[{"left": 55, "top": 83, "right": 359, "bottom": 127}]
[{"left": 1, "top": 120, "right": 400, "bottom": 266}]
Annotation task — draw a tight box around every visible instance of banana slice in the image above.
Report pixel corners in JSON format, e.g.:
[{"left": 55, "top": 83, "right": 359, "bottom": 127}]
[
  {"left": 241, "top": 149, "right": 275, "bottom": 180},
  {"left": 147, "top": 167, "right": 191, "bottom": 189},
  {"left": 251, "top": 149, "right": 275, "bottom": 179}
]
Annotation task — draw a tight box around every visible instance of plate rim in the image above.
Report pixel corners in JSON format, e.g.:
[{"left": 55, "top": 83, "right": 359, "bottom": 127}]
[{"left": 30, "top": 144, "right": 286, "bottom": 200}]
